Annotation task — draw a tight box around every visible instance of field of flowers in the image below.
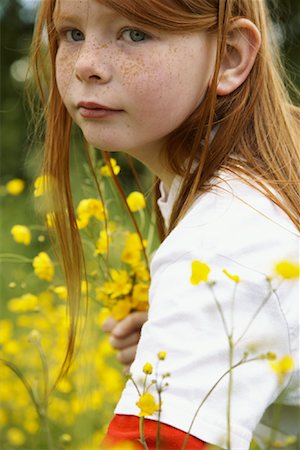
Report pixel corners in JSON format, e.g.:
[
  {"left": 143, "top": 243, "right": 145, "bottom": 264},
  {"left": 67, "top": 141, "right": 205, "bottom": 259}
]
[{"left": 0, "top": 156, "right": 154, "bottom": 450}]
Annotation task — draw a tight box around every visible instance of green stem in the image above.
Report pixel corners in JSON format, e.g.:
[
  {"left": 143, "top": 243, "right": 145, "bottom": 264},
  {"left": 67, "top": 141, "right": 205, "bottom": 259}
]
[
  {"left": 156, "top": 390, "right": 162, "bottom": 450},
  {"left": 0, "top": 253, "right": 33, "bottom": 263},
  {"left": 227, "top": 336, "right": 234, "bottom": 450},
  {"left": 139, "top": 417, "right": 149, "bottom": 450},
  {"left": 180, "top": 356, "right": 260, "bottom": 450},
  {"left": 208, "top": 284, "right": 230, "bottom": 337},
  {"left": 234, "top": 282, "right": 279, "bottom": 346}
]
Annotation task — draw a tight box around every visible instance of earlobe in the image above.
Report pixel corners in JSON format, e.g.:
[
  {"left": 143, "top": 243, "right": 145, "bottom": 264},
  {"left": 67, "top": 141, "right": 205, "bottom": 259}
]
[{"left": 216, "top": 18, "right": 261, "bottom": 96}]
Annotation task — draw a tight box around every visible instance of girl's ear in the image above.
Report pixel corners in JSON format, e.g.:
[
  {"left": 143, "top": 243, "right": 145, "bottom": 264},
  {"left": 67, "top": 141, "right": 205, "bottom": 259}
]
[{"left": 215, "top": 18, "right": 261, "bottom": 96}]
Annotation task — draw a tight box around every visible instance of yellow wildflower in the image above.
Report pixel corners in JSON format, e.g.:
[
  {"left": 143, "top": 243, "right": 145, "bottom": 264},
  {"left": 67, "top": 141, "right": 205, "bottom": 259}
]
[
  {"left": 6, "top": 428, "right": 26, "bottom": 446},
  {"left": 33, "top": 251, "right": 55, "bottom": 281},
  {"left": 109, "top": 269, "right": 132, "bottom": 298},
  {"left": 121, "top": 233, "right": 147, "bottom": 266},
  {"left": 77, "top": 198, "right": 106, "bottom": 228},
  {"left": 132, "top": 283, "right": 149, "bottom": 303},
  {"left": 111, "top": 299, "right": 132, "bottom": 321},
  {"left": 222, "top": 269, "right": 240, "bottom": 283},
  {"left": 8, "top": 293, "right": 38, "bottom": 313},
  {"left": 136, "top": 393, "right": 160, "bottom": 417},
  {"left": 59, "top": 434, "right": 72, "bottom": 444},
  {"left": 190, "top": 261, "right": 210, "bottom": 285},
  {"left": 143, "top": 363, "right": 153, "bottom": 375},
  {"left": 0, "top": 320, "right": 13, "bottom": 344},
  {"left": 133, "top": 262, "right": 150, "bottom": 281},
  {"left": 100, "top": 158, "right": 121, "bottom": 177},
  {"left": 53, "top": 285, "right": 68, "bottom": 300},
  {"left": 6, "top": 178, "right": 25, "bottom": 195},
  {"left": 34, "top": 175, "right": 48, "bottom": 197},
  {"left": 126, "top": 191, "right": 146, "bottom": 212},
  {"left": 158, "top": 351, "right": 167, "bottom": 360},
  {"left": 95, "top": 230, "right": 110, "bottom": 255},
  {"left": 270, "top": 355, "right": 294, "bottom": 384},
  {"left": 274, "top": 261, "right": 300, "bottom": 279},
  {"left": 11, "top": 225, "right": 31, "bottom": 245}
]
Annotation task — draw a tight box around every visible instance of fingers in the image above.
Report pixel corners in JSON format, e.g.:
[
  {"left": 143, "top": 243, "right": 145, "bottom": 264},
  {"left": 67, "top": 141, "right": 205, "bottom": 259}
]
[
  {"left": 109, "top": 331, "right": 140, "bottom": 350},
  {"left": 116, "top": 345, "right": 138, "bottom": 365},
  {"left": 112, "top": 311, "right": 148, "bottom": 338},
  {"left": 102, "top": 316, "right": 118, "bottom": 333}
]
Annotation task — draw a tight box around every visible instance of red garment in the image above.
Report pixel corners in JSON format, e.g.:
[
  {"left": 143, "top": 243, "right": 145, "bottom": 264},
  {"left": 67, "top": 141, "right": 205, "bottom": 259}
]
[{"left": 102, "top": 414, "right": 207, "bottom": 449}]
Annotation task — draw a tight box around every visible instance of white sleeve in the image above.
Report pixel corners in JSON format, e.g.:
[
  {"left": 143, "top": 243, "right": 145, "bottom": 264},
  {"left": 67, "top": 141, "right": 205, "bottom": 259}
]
[{"left": 115, "top": 188, "right": 299, "bottom": 450}]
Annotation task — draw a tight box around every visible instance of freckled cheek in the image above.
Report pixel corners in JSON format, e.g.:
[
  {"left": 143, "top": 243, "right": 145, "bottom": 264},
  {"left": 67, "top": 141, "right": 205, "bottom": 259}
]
[{"left": 55, "top": 51, "right": 76, "bottom": 99}]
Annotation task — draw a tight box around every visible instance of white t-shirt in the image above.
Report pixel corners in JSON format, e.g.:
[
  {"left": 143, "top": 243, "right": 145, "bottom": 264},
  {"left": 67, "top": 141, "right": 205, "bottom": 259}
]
[{"left": 115, "top": 173, "right": 299, "bottom": 450}]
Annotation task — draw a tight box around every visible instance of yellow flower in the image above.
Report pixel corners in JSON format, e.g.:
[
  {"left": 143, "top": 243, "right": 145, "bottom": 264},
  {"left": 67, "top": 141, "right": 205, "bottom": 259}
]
[
  {"left": 34, "top": 175, "right": 48, "bottom": 197},
  {"left": 77, "top": 198, "right": 106, "bottom": 228},
  {"left": 190, "top": 261, "right": 210, "bottom": 285},
  {"left": 109, "top": 269, "right": 132, "bottom": 298},
  {"left": 28, "top": 329, "right": 41, "bottom": 344},
  {"left": 136, "top": 393, "right": 160, "bottom": 417},
  {"left": 53, "top": 285, "right": 68, "bottom": 300},
  {"left": 100, "top": 158, "right": 121, "bottom": 177},
  {"left": 270, "top": 355, "right": 294, "bottom": 384},
  {"left": 6, "top": 427, "right": 26, "bottom": 446},
  {"left": 7, "top": 293, "right": 38, "bottom": 313},
  {"left": 6, "top": 178, "right": 25, "bottom": 195},
  {"left": 126, "top": 191, "right": 146, "bottom": 212},
  {"left": 11, "top": 225, "right": 31, "bottom": 245},
  {"left": 143, "top": 363, "right": 153, "bottom": 375},
  {"left": 0, "top": 320, "right": 13, "bottom": 344},
  {"left": 121, "top": 233, "right": 147, "bottom": 266},
  {"left": 95, "top": 230, "right": 110, "bottom": 255},
  {"left": 111, "top": 299, "right": 132, "bottom": 321},
  {"left": 33, "top": 252, "right": 55, "bottom": 281},
  {"left": 222, "top": 269, "right": 240, "bottom": 283},
  {"left": 158, "top": 351, "right": 167, "bottom": 361},
  {"left": 274, "top": 261, "right": 300, "bottom": 279},
  {"left": 132, "top": 283, "right": 149, "bottom": 304}
]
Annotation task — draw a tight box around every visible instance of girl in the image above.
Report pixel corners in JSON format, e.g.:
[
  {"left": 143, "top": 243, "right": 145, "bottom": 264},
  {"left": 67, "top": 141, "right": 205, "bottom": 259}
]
[{"left": 30, "top": 0, "right": 299, "bottom": 449}]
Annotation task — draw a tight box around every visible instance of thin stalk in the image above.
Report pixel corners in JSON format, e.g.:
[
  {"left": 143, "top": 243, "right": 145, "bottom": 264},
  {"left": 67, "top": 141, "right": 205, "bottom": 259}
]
[
  {"left": 227, "top": 336, "right": 234, "bottom": 450},
  {"left": 156, "top": 389, "right": 162, "bottom": 450},
  {"left": 208, "top": 284, "right": 230, "bottom": 337},
  {"left": 139, "top": 417, "right": 149, "bottom": 450},
  {"left": 234, "top": 282, "right": 279, "bottom": 346},
  {"left": 181, "top": 356, "right": 260, "bottom": 450}
]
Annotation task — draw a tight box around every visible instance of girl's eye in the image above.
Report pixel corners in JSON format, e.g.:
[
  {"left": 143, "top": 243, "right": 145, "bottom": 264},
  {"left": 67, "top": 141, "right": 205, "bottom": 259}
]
[
  {"left": 66, "top": 29, "right": 85, "bottom": 42},
  {"left": 122, "top": 29, "right": 148, "bottom": 43}
]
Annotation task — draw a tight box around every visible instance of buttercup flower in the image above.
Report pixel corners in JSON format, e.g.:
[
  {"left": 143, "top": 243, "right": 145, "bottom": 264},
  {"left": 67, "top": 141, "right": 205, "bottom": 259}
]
[
  {"left": 77, "top": 198, "right": 106, "bottom": 228},
  {"left": 53, "top": 285, "right": 68, "bottom": 300},
  {"left": 111, "top": 299, "right": 132, "bottom": 321},
  {"left": 7, "top": 293, "right": 38, "bottom": 313},
  {"left": 100, "top": 158, "right": 121, "bottom": 177},
  {"left": 136, "top": 393, "right": 160, "bottom": 417},
  {"left": 190, "top": 261, "right": 210, "bottom": 285},
  {"left": 143, "top": 363, "right": 153, "bottom": 375},
  {"left": 158, "top": 351, "right": 167, "bottom": 360},
  {"left": 222, "top": 269, "right": 240, "bottom": 283},
  {"left": 95, "top": 230, "right": 110, "bottom": 255},
  {"left": 34, "top": 175, "right": 48, "bottom": 197},
  {"left": 11, "top": 225, "right": 31, "bottom": 245},
  {"left": 6, "top": 178, "right": 25, "bottom": 195},
  {"left": 32, "top": 251, "right": 55, "bottom": 281},
  {"left": 270, "top": 355, "right": 294, "bottom": 384},
  {"left": 274, "top": 261, "right": 300, "bottom": 279},
  {"left": 126, "top": 192, "right": 146, "bottom": 212}
]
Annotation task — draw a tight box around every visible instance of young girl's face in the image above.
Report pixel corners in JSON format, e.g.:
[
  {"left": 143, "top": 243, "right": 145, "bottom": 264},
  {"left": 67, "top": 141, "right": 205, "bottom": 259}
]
[{"left": 55, "top": 0, "right": 216, "bottom": 173}]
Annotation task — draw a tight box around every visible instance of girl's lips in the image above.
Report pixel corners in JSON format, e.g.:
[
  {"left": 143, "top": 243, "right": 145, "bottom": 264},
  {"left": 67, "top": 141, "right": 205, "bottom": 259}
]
[{"left": 77, "top": 102, "right": 123, "bottom": 119}]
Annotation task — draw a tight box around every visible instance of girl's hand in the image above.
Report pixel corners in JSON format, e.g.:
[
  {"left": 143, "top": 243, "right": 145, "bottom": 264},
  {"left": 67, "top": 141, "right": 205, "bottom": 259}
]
[{"left": 102, "top": 311, "right": 148, "bottom": 372}]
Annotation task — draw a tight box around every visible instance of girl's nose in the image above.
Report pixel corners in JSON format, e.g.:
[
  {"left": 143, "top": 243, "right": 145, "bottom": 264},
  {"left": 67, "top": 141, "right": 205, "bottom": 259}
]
[{"left": 74, "top": 44, "right": 112, "bottom": 84}]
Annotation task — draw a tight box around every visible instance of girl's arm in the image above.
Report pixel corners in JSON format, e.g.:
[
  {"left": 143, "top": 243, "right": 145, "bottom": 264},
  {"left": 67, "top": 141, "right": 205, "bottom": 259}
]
[{"left": 102, "top": 311, "right": 148, "bottom": 371}]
